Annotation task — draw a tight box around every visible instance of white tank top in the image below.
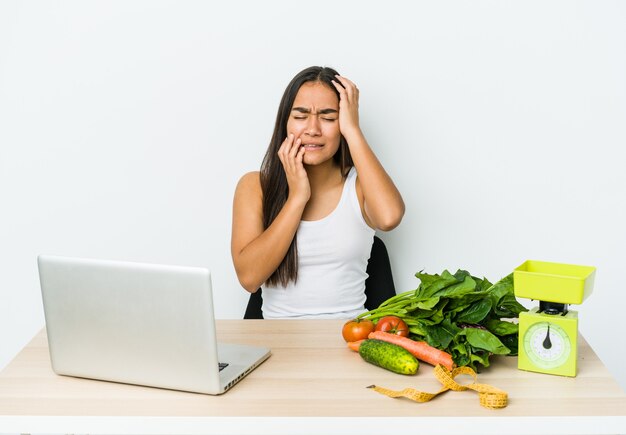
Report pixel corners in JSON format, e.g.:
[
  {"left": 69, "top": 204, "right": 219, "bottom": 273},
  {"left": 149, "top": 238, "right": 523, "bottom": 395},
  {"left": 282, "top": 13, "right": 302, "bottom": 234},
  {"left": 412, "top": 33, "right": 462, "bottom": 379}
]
[{"left": 262, "top": 167, "right": 375, "bottom": 319}]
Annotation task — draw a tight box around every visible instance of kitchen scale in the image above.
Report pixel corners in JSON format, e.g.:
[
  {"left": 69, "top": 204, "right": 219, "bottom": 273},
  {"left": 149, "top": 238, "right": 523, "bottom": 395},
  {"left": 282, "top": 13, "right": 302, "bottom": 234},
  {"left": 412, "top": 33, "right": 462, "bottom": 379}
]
[{"left": 513, "top": 260, "right": 596, "bottom": 377}]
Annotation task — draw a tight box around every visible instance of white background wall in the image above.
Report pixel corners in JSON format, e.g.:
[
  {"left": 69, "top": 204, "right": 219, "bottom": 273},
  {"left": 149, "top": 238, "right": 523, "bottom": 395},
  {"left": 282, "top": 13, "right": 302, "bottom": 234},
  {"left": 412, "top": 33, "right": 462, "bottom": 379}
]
[{"left": 1, "top": 1, "right": 625, "bottom": 391}]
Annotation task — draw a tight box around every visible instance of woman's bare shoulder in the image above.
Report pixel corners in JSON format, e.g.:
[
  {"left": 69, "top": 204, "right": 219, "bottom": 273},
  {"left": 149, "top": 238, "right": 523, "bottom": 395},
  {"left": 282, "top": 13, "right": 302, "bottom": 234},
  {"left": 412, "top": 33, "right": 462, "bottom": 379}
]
[
  {"left": 237, "top": 171, "right": 261, "bottom": 187},
  {"left": 235, "top": 171, "right": 262, "bottom": 197}
]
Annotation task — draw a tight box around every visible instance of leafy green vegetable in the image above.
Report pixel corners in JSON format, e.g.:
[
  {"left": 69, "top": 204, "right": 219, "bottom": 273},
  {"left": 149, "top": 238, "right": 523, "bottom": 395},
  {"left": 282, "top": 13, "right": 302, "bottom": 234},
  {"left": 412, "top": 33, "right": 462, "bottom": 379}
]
[
  {"left": 357, "top": 270, "right": 527, "bottom": 371},
  {"left": 455, "top": 298, "right": 492, "bottom": 324},
  {"left": 460, "top": 328, "right": 510, "bottom": 355},
  {"left": 484, "top": 318, "right": 519, "bottom": 336},
  {"left": 422, "top": 318, "right": 460, "bottom": 349}
]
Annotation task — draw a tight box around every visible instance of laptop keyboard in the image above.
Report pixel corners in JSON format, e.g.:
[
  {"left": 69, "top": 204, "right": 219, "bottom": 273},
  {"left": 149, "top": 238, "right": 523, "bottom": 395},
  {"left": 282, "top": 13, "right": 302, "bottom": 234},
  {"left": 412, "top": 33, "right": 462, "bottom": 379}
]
[{"left": 218, "top": 362, "right": 229, "bottom": 371}]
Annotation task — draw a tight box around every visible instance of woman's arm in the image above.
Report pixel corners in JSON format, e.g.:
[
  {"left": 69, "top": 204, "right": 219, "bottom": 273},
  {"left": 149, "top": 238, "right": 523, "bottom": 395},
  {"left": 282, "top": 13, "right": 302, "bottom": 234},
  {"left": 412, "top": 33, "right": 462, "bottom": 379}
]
[
  {"left": 332, "top": 76, "right": 405, "bottom": 231},
  {"left": 231, "top": 135, "right": 309, "bottom": 292}
]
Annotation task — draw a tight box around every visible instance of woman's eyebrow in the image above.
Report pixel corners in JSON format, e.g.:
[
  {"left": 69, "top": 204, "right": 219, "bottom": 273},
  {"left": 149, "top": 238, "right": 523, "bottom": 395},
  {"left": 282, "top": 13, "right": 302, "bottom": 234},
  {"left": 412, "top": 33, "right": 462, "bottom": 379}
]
[{"left": 291, "top": 107, "right": 338, "bottom": 115}]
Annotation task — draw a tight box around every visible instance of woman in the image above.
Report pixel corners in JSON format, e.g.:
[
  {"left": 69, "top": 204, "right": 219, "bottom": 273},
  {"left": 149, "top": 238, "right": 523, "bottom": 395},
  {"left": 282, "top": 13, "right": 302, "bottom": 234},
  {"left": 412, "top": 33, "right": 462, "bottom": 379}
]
[{"left": 231, "top": 66, "right": 404, "bottom": 319}]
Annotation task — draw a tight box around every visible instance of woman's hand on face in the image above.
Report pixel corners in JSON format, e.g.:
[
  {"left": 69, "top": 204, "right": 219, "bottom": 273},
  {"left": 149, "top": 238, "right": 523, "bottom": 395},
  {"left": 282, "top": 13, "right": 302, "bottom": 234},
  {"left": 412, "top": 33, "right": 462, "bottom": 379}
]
[
  {"left": 332, "top": 75, "right": 361, "bottom": 138},
  {"left": 277, "top": 134, "right": 310, "bottom": 205}
]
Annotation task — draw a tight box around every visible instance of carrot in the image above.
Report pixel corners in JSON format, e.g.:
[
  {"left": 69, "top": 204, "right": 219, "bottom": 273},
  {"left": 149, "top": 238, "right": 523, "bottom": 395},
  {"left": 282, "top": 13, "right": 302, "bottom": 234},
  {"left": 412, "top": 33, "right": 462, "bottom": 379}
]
[
  {"left": 368, "top": 331, "right": 455, "bottom": 371},
  {"left": 347, "top": 339, "right": 365, "bottom": 352}
]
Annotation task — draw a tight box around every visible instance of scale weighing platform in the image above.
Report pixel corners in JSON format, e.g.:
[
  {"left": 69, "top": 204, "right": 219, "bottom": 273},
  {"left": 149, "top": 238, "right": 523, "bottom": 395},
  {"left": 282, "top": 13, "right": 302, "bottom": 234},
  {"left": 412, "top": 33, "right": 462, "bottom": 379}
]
[{"left": 513, "top": 260, "right": 596, "bottom": 377}]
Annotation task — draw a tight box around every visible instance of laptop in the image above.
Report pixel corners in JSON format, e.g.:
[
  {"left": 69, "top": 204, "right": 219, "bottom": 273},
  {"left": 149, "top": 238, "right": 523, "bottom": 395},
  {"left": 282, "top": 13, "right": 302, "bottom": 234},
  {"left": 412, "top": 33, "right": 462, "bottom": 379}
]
[{"left": 37, "top": 255, "right": 271, "bottom": 395}]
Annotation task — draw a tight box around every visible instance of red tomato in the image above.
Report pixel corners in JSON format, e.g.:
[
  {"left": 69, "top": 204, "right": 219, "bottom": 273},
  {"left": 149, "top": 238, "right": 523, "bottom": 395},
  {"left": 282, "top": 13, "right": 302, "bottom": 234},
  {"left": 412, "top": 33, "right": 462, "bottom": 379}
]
[
  {"left": 342, "top": 319, "right": 375, "bottom": 343},
  {"left": 374, "top": 315, "right": 409, "bottom": 337}
]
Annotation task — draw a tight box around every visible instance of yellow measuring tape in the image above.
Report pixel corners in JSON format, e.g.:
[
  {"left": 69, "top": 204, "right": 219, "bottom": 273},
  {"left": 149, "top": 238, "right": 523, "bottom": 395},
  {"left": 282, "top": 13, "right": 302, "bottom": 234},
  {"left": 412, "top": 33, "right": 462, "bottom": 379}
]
[{"left": 367, "top": 364, "right": 508, "bottom": 409}]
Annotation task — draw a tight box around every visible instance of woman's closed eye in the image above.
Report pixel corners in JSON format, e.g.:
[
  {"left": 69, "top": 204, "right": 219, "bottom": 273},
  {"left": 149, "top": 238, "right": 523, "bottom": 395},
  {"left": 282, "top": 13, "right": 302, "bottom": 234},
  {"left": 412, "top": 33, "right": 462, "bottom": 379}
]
[{"left": 292, "top": 115, "right": 336, "bottom": 122}]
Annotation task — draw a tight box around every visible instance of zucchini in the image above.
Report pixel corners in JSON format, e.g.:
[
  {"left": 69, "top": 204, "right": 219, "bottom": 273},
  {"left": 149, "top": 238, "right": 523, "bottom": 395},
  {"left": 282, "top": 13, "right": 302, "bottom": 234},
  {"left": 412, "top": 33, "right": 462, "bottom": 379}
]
[{"left": 358, "top": 339, "right": 419, "bottom": 375}]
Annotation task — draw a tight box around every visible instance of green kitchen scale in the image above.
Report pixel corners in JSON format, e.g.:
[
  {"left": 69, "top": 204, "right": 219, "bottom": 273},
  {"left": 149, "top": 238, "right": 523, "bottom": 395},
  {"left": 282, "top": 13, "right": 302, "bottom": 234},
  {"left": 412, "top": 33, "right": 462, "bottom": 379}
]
[{"left": 513, "top": 260, "right": 596, "bottom": 377}]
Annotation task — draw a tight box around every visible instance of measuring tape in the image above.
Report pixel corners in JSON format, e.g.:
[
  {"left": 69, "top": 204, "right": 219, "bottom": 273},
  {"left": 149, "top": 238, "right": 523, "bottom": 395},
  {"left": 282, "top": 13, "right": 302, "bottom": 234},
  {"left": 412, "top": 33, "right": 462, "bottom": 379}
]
[{"left": 367, "top": 364, "right": 508, "bottom": 409}]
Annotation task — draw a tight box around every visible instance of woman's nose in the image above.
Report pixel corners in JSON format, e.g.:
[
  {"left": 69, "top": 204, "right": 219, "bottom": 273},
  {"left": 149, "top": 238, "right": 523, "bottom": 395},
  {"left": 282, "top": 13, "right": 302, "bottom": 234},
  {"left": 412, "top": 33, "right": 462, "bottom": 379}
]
[{"left": 305, "top": 116, "right": 321, "bottom": 136}]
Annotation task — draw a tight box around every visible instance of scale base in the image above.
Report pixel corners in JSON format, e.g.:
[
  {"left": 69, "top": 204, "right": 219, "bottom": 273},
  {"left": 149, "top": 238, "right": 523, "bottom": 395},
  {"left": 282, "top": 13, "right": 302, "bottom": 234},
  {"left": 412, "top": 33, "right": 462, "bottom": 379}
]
[{"left": 518, "top": 307, "right": 579, "bottom": 377}]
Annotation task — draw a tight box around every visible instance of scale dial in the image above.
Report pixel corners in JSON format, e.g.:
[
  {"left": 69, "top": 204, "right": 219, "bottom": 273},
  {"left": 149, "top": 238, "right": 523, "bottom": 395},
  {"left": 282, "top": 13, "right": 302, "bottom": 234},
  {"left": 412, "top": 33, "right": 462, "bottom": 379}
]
[{"left": 523, "top": 321, "right": 571, "bottom": 369}]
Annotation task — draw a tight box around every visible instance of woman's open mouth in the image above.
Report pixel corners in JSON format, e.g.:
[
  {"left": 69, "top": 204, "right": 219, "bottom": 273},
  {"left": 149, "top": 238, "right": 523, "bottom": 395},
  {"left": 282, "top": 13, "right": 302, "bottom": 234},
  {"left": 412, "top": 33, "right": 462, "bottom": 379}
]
[{"left": 302, "top": 143, "right": 323, "bottom": 150}]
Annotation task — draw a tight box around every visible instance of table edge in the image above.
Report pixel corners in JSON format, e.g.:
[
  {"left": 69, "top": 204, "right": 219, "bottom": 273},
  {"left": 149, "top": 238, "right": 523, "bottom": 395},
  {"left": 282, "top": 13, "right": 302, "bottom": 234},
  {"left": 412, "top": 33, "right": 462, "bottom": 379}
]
[{"left": 1, "top": 415, "right": 625, "bottom": 435}]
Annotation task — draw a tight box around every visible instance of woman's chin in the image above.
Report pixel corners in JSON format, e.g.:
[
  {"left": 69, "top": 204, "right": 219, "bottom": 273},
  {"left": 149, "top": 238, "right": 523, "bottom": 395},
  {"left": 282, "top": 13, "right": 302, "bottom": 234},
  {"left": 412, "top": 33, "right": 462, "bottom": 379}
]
[{"left": 302, "top": 154, "right": 320, "bottom": 166}]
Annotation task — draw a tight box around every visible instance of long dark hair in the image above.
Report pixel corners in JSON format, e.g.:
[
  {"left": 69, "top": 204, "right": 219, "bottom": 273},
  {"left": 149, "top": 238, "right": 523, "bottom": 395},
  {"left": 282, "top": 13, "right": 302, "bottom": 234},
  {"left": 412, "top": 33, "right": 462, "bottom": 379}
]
[{"left": 261, "top": 66, "right": 354, "bottom": 287}]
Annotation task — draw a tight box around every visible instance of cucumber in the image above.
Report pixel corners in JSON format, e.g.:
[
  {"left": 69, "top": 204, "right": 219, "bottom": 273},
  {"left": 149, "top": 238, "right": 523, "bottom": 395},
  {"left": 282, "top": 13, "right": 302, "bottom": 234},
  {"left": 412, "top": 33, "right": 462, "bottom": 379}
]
[{"left": 358, "top": 339, "right": 419, "bottom": 375}]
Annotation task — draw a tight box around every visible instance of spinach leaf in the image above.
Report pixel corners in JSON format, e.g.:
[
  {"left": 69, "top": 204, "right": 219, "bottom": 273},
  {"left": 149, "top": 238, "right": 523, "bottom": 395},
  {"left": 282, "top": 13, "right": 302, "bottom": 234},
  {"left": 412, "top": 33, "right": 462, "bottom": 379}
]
[
  {"left": 449, "top": 342, "right": 470, "bottom": 367},
  {"left": 445, "top": 291, "right": 491, "bottom": 314},
  {"left": 473, "top": 276, "right": 493, "bottom": 293},
  {"left": 484, "top": 318, "right": 519, "bottom": 336},
  {"left": 461, "top": 328, "right": 511, "bottom": 355},
  {"left": 423, "top": 319, "right": 461, "bottom": 349},
  {"left": 499, "top": 334, "right": 519, "bottom": 356},
  {"left": 453, "top": 269, "right": 472, "bottom": 281},
  {"left": 486, "top": 273, "right": 514, "bottom": 307},
  {"left": 494, "top": 293, "right": 528, "bottom": 317},
  {"left": 470, "top": 351, "right": 491, "bottom": 370},
  {"left": 455, "top": 298, "right": 493, "bottom": 324},
  {"left": 415, "top": 297, "right": 440, "bottom": 310},
  {"left": 435, "top": 275, "right": 477, "bottom": 298},
  {"left": 406, "top": 318, "right": 428, "bottom": 337},
  {"left": 414, "top": 270, "right": 442, "bottom": 288},
  {"left": 416, "top": 270, "right": 458, "bottom": 299}
]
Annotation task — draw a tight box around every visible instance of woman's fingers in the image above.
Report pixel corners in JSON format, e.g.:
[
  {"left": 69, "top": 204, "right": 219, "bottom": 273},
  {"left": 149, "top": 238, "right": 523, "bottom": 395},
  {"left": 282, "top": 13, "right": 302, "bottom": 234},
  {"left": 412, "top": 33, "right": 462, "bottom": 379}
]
[
  {"left": 332, "top": 79, "right": 347, "bottom": 101},
  {"left": 278, "top": 134, "right": 295, "bottom": 165},
  {"left": 336, "top": 75, "right": 357, "bottom": 91},
  {"left": 332, "top": 75, "right": 361, "bottom": 136},
  {"left": 278, "top": 134, "right": 305, "bottom": 175},
  {"left": 277, "top": 134, "right": 310, "bottom": 203},
  {"left": 278, "top": 134, "right": 293, "bottom": 155},
  {"left": 289, "top": 137, "right": 302, "bottom": 161},
  {"left": 277, "top": 137, "right": 288, "bottom": 169},
  {"left": 333, "top": 75, "right": 359, "bottom": 103},
  {"left": 295, "top": 143, "right": 305, "bottom": 167}
]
